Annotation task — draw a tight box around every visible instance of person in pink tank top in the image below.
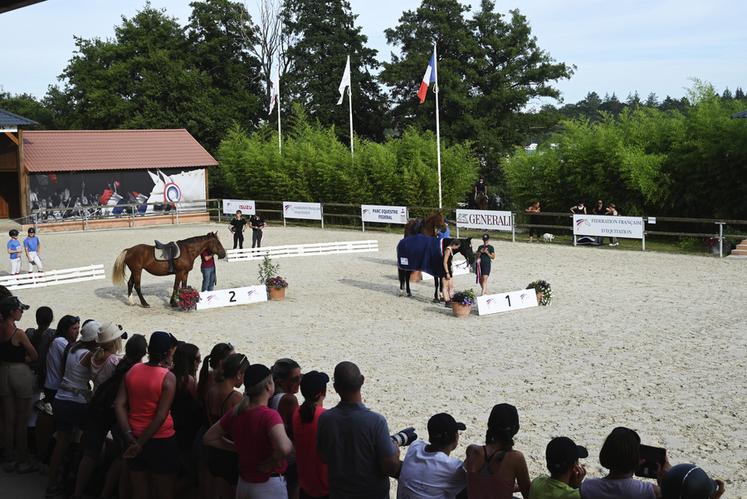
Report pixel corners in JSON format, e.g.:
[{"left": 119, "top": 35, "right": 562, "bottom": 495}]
[{"left": 115, "top": 331, "right": 179, "bottom": 499}]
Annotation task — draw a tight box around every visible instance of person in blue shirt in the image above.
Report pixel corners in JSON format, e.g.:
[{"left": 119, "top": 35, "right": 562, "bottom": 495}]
[
  {"left": 7, "top": 229, "right": 22, "bottom": 275},
  {"left": 437, "top": 223, "right": 451, "bottom": 240},
  {"left": 23, "top": 227, "right": 44, "bottom": 273}
]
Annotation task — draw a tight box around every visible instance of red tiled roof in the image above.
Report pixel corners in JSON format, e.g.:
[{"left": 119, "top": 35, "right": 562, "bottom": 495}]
[{"left": 23, "top": 129, "right": 218, "bottom": 172}]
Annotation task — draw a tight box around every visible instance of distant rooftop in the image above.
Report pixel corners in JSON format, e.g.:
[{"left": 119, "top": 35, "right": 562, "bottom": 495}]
[
  {"left": 0, "top": 1, "right": 47, "bottom": 15},
  {"left": 0, "top": 108, "right": 37, "bottom": 127},
  {"left": 23, "top": 129, "right": 218, "bottom": 172}
]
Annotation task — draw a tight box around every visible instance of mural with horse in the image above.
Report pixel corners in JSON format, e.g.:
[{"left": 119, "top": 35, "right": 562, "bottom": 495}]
[
  {"left": 112, "top": 232, "right": 226, "bottom": 308},
  {"left": 397, "top": 235, "right": 475, "bottom": 301}
]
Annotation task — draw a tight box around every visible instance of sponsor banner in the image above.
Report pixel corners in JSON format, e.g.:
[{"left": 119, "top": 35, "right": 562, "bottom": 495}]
[
  {"left": 222, "top": 199, "right": 256, "bottom": 215},
  {"left": 361, "top": 204, "right": 408, "bottom": 224},
  {"left": 283, "top": 201, "right": 322, "bottom": 220},
  {"left": 197, "top": 285, "right": 267, "bottom": 310},
  {"left": 477, "top": 288, "right": 538, "bottom": 316},
  {"left": 456, "top": 209, "right": 513, "bottom": 232},
  {"left": 573, "top": 214, "right": 644, "bottom": 239}
]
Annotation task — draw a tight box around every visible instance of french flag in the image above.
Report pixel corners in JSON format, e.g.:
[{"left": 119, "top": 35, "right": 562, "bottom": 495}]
[{"left": 417, "top": 50, "right": 437, "bottom": 104}]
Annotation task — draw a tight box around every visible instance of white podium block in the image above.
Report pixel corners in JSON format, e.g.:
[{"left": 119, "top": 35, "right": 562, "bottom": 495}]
[
  {"left": 477, "top": 289, "right": 538, "bottom": 316},
  {"left": 196, "top": 285, "right": 268, "bottom": 310}
]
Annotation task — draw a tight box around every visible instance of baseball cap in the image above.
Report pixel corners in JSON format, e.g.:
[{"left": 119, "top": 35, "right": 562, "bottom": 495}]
[
  {"left": 488, "top": 403, "right": 520, "bottom": 436},
  {"left": 428, "top": 413, "right": 466, "bottom": 444},
  {"left": 0, "top": 296, "right": 30, "bottom": 317},
  {"left": 9, "top": 229, "right": 19, "bottom": 237},
  {"left": 28, "top": 227, "right": 36, "bottom": 234},
  {"left": 97, "top": 322, "right": 128, "bottom": 344},
  {"left": 148, "top": 331, "right": 178, "bottom": 355},
  {"left": 300, "top": 370, "right": 329, "bottom": 400},
  {"left": 546, "top": 436, "right": 589, "bottom": 473},
  {"left": 244, "top": 364, "right": 272, "bottom": 388},
  {"left": 79, "top": 320, "right": 102, "bottom": 342},
  {"left": 661, "top": 464, "right": 717, "bottom": 499}
]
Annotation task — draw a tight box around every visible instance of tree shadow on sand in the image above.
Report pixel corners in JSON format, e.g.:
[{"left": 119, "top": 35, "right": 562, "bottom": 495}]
[
  {"left": 357, "top": 256, "right": 395, "bottom": 266},
  {"left": 95, "top": 284, "right": 174, "bottom": 308}
]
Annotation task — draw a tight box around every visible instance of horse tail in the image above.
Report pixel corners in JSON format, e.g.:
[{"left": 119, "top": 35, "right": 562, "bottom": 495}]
[{"left": 112, "top": 249, "right": 128, "bottom": 286}]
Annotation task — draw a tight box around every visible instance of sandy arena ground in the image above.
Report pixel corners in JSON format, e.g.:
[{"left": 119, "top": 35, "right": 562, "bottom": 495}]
[{"left": 3, "top": 222, "right": 746, "bottom": 496}]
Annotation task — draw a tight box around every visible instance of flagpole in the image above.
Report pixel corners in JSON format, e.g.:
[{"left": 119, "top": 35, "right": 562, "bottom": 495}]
[
  {"left": 348, "top": 85, "right": 354, "bottom": 158},
  {"left": 433, "top": 42, "right": 442, "bottom": 209},
  {"left": 277, "top": 74, "right": 282, "bottom": 155}
]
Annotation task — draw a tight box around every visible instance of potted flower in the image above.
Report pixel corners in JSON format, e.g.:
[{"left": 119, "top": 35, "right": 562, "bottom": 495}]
[
  {"left": 177, "top": 286, "right": 201, "bottom": 311},
  {"left": 450, "top": 289, "right": 476, "bottom": 317},
  {"left": 526, "top": 280, "right": 552, "bottom": 306},
  {"left": 258, "top": 256, "right": 288, "bottom": 301}
]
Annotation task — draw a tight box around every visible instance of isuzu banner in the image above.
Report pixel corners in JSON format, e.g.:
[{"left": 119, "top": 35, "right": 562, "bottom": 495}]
[
  {"left": 573, "top": 214, "right": 644, "bottom": 239},
  {"left": 361, "top": 205, "right": 408, "bottom": 224},
  {"left": 456, "top": 209, "right": 513, "bottom": 232},
  {"left": 283, "top": 201, "right": 322, "bottom": 220},
  {"left": 222, "top": 199, "right": 256, "bottom": 215}
]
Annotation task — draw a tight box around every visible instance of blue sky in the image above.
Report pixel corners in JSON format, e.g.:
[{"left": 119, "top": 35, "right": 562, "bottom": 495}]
[{"left": 1, "top": 0, "right": 745, "bottom": 106}]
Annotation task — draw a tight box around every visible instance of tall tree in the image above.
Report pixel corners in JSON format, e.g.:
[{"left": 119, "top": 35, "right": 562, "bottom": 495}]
[
  {"left": 381, "top": 0, "right": 573, "bottom": 181},
  {"left": 281, "top": 0, "right": 386, "bottom": 141},
  {"left": 48, "top": 5, "right": 218, "bottom": 146},
  {"left": 186, "top": 0, "right": 264, "bottom": 146}
]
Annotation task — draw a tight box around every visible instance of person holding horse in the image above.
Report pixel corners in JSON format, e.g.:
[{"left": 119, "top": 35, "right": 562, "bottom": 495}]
[
  {"left": 229, "top": 210, "right": 247, "bottom": 250},
  {"left": 442, "top": 239, "right": 462, "bottom": 306}
]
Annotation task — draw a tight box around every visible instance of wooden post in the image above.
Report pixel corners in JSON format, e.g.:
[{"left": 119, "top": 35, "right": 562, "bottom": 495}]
[{"left": 17, "top": 129, "right": 29, "bottom": 218}]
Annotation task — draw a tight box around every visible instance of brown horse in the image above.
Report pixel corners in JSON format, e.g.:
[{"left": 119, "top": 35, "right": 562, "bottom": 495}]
[
  {"left": 476, "top": 191, "right": 489, "bottom": 210},
  {"left": 112, "top": 232, "right": 227, "bottom": 308},
  {"left": 404, "top": 212, "right": 446, "bottom": 237}
]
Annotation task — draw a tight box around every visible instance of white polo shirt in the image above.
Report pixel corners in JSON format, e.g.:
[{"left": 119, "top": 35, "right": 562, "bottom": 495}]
[{"left": 397, "top": 439, "right": 467, "bottom": 499}]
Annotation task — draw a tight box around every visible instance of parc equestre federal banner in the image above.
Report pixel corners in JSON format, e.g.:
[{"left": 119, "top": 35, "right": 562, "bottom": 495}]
[
  {"left": 28, "top": 168, "right": 206, "bottom": 216},
  {"left": 361, "top": 205, "right": 408, "bottom": 225},
  {"left": 573, "top": 214, "right": 644, "bottom": 239},
  {"left": 222, "top": 199, "right": 256, "bottom": 215},
  {"left": 283, "top": 201, "right": 322, "bottom": 220},
  {"left": 456, "top": 209, "right": 513, "bottom": 232}
]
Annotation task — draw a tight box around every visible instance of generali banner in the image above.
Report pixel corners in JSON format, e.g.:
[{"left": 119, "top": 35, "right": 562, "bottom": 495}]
[
  {"left": 573, "top": 214, "right": 644, "bottom": 239},
  {"left": 456, "top": 209, "right": 513, "bottom": 232},
  {"left": 283, "top": 201, "right": 322, "bottom": 220},
  {"left": 361, "top": 205, "right": 408, "bottom": 224},
  {"left": 222, "top": 199, "right": 256, "bottom": 215}
]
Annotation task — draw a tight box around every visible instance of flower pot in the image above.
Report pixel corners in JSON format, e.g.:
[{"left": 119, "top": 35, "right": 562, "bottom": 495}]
[
  {"left": 451, "top": 302, "right": 471, "bottom": 317},
  {"left": 409, "top": 271, "right": 423, "bottom": 283},
  {"left": 268, "top": 286, "right": 286, "bottom": 301}
]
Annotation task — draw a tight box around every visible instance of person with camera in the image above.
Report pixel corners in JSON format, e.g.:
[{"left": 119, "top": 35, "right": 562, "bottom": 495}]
[
  {"left": 316, "top": 361, "right": 401, "bottom": 499},
  {"left": 476, "top": 234, "right": 495, "bottom": 296},
  {"left": 580, "top": 427, "right": 664, "bottom": 499},
  {"left": 529, "top": 436, "right": 588, "bottom": 499},
  {"left": 397, "top": 412, "right": 467, "bottom": 499},
  {"left": 464, "top": 403, "right": 531, "bottom": 499}
]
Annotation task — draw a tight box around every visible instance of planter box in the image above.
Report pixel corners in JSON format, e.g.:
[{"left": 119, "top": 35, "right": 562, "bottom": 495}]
[
  {"left": 451, "top": 302, "right": 471, "bottom": 317},
  {"left": 268, "top": 286, "right": 286, "bottom": 301}
]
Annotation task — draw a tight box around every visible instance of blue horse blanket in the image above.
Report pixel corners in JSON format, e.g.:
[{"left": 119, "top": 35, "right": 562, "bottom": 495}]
[{"left": 397, "top": 235, "right": 445, "bottom": 277}]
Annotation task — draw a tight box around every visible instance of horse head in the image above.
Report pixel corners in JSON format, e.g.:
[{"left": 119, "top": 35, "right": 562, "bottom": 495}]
[
  {"left": 458, "top": 238, "right": 476, "bottom": 265},
  {"left": 428, "top": 211, "right": 447, "bottom": 232},
  {"left": 207, "top": 232, "right": 227, "bottom": 259}
]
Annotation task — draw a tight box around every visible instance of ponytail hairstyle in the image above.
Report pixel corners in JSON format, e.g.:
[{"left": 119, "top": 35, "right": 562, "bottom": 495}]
[
  {"left": 237, "top": 373, "right": 272, "bottom": 414},
  {"left": 485, "top": 428, "right": 515, "bottom": 451},
  {"left": 197, "top": 342, "right": 234, "bottom": 400},
  {"left": 299, "top": 392, "right": 323, "bottom": 424}
]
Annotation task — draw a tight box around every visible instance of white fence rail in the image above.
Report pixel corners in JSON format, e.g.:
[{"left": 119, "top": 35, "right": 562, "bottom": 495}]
[
  {"left": 0, "top": 264, "right": 106, "bottom": 290},
  {"left": 227, "top": 240, "right": 379, "bottom": 262}
]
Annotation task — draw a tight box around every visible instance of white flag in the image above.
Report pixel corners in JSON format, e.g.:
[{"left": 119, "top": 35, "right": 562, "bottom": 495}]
[
  {"left": 337, "top": 55, "right": 351, "bottom": 105},
  {"left": 268, "top": 71, "right": 280, "bottom": 115}
]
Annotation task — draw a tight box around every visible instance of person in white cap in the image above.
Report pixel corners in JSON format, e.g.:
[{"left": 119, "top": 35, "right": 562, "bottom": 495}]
[
  {"left": 45, "top": 320, "right": 100, "bottom": 498},
  {"left": 91, "top": 322, "right": 128, "bottom": 389}
]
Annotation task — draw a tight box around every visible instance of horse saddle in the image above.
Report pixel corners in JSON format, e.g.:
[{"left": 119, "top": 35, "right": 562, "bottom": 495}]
[{"left": 154, "top": 241, "right": 180, "bottom": 273}]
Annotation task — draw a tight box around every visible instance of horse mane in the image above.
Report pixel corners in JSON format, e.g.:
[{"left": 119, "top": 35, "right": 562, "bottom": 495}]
[{"left": 178, "top": 233, "right": 215, "bottom": 245}]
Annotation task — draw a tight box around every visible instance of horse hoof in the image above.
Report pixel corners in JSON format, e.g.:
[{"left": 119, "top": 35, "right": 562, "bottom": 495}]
[
  {"left": 142, "top": 303, "right": 151, "bottom": 308},
  {"left": 432, "top": 298, "right": 440, "bottom": 303},
  {"left": 407, "top": 293, "right": 413, "bottom": 298}
]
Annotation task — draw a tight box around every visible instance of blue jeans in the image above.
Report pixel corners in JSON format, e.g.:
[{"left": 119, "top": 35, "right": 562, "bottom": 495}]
[{"left": 201, "top": 266, "right": 216, "bottom": 291}]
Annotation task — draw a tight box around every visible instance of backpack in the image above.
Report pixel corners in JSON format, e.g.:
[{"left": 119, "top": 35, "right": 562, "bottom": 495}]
[{"left": 88, "top": 359, "right": 135, "bottom": 414}]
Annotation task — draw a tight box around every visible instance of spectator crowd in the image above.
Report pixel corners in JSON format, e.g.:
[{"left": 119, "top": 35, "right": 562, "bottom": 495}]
[{"left": 0, "top": 286, "right": 727, "bottom": 499}]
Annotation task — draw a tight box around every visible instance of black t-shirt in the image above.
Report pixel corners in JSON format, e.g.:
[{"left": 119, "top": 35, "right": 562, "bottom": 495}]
[
  {"left": 571, "top": 206, "right": 586, "bottom": 214},
  {"left": 230, "top": 218, "right": 246, "bottom": 232},
  {"left": 250, "top": 215, "right": 265, "bottom": 231},
  {"left": 475, "top": 181, "right": 486, "bottom": 193}
]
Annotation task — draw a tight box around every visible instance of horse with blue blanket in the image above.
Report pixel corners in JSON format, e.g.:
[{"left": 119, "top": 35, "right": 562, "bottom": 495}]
[{"left": 397, "top": 235, "right": 475, "bottom": 300}]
